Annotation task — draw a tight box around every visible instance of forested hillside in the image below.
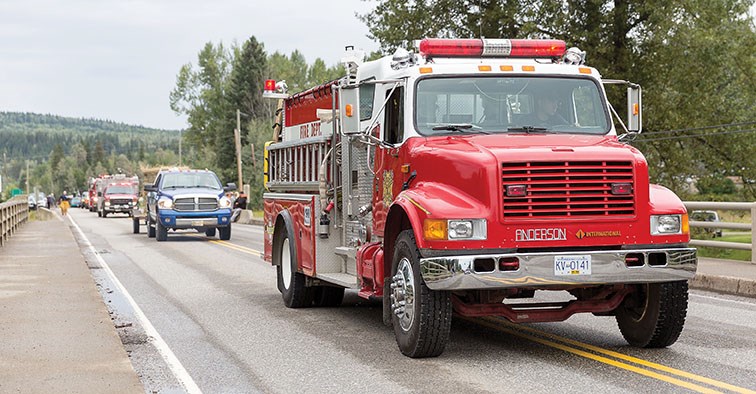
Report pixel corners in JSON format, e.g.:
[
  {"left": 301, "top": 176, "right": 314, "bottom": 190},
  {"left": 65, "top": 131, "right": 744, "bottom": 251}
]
[{"left": 0, "top": 112, "right": 179, "bottom": 162}]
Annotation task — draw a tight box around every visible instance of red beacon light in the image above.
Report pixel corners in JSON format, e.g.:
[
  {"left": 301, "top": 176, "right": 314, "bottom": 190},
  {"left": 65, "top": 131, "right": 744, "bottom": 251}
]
[{"left": 418, "top": 38, "right": 566, "bottom": 59}]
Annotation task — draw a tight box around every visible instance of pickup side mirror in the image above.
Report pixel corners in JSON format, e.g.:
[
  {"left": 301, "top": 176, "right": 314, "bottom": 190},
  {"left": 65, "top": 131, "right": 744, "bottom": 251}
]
[
  {"left": 144, "top": 184, "right": 157, "bottom": 193},
  {"left": 224, "top": 183, "right": 237, "bottom": 192},
  {"left": 627, "top": 85, "right": 642, "bottom": 133}
]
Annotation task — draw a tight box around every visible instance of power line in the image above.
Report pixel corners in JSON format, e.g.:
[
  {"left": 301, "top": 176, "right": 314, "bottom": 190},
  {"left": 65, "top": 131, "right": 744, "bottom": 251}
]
[{"left": 633, "top": 127, "right": 756, "bottom": 142}]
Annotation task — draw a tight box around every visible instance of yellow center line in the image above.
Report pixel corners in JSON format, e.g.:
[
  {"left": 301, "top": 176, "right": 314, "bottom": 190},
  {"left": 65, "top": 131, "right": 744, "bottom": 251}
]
[
  {"left": 485, "top": 317, "right": 755, "bottom": 394},
  {"left": 463, "top": 317, "right": 723, "bottom": 393},
  {"left": 208, "top": 239, "right": 263, "bottom": 257}
]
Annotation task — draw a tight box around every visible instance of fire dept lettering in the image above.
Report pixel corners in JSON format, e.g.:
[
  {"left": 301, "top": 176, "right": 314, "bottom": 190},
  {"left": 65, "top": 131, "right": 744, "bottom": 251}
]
[
  {"left": 299, "top": 121, "right": 322, "bottom": 138},
  {"left": 516, "top": 228, "right": 567, "bottom": 242}
]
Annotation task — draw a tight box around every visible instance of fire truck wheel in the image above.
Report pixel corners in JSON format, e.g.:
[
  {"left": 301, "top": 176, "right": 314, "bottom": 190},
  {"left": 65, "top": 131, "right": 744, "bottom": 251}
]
[
  {"left": 615, "top": 281, "right": 689, "bottom": 348},
  {"left": 205, "top": 228, "right": 216, "bottom": 237},
  {"left": 147, "top": 218, "right": 156, "bottom": 238},
  {"left": 156, "top": 220, "right": 168, "bottom": 242},
  {"left": 390, "top": 230, "right": 452, "bottom": 358},
  {"left": 275, "top": 229, "right": 312, "bottom": 308},
  {"left": 312, "top": 286, "right": 344, "bottom": 307},
  {"left": 219, "top": 226, "right": 231, "bottom": 241}
]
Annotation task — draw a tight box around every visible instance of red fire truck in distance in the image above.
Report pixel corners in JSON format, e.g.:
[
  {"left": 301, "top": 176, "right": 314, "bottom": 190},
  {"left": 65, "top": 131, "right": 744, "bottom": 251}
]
[{"left": 262, "top": 38, "right": 697, "bottom": 358}]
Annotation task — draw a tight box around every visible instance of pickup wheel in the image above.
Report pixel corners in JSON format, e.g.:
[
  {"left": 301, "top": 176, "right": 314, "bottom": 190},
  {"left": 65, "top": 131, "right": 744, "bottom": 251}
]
[
  {"left": 147, "top": 217, "right": 156, "bottom": 238},
  {"left": 156, "top": 219, "right": 168, "bottom": 242},
  {"left": 312, "top": 286, "right": 344, "bottom": 307},
  {"left": 390, "top": 230, "right": 451, "bottom": 358},
  {"left": 205, "top": 228, "right": 216, "bottom": 237},
  {"left": 616, "top": 281, "right": 689, "bottom": 348},
  {"left": 219, "top": 226, "right": 231, "bottom": 241},
  {"left": 274, "top": 226, "right": 312, "bottom": 308},
  {"left": 102, "top": 211, "right": 108, "bottom": 218}
]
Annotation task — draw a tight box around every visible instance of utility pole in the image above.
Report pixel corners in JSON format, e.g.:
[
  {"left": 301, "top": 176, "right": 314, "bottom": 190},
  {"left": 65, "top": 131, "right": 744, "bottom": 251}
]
[
  {"left": 235, "top": 109, "right": 243, "bottom": 189},
  {"left": 25, "top": 160, "right": 29, "bottom": 194},
  {"left": 179, "top": 129, "right": 183, "bottom": 167}
]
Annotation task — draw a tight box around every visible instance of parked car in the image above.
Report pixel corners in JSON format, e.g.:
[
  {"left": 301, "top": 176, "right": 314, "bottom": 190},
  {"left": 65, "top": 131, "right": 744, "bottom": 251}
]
[
  {"left": 70, "top": 196, "right": 82, "bottom": 208},
  {"left": 144, "top": 169, "right": 235, "bottom": 241},
  {"left": 36, "top": 192, "right": 48, "bottom": 209},
  {"left": 28, "top": 195, "right": 37, "bottom": 210},
  {"left": 690, "top": 210, "right": 723, "bottom": 237}
]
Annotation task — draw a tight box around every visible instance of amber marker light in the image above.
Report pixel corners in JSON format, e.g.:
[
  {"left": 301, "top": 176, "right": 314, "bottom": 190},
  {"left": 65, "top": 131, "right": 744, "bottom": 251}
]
[
  {"left": 522, "top": 65, "right": 535, "bottom": 72},
  {"left": 500, "top": 65, "right": 514, "bottom": 71},
  {"left": 579, "top": 67, "right": 592, "bottom": 74},
  {"left": 682, "top": 214, "right": 690, "bottom": 234},
  {"left": 478, "top": 65, "right": 492, "bottom": 71},
  {"left": 345, "top": 104, "right": 353, "bottom": 117},
  {"left": 419, "top": 67, "right": 433, "bottom": 74},
  {"left": 401, "top": 164, "right": 411, "bottom": 174},
  {"left": 423, "top": 219, "right": 448, "bottom": 240}
]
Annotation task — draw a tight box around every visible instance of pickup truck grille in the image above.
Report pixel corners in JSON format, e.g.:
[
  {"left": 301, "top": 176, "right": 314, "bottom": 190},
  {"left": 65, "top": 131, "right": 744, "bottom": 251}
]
[
  {"left": 109, "top": 198, "right": 132, "bottom": 205},
  {"left": 502, "top": 161, "right": 635, "bottom": 218},
  {"left": 174, "top": 197, "right": 218, "bottom": 212}
]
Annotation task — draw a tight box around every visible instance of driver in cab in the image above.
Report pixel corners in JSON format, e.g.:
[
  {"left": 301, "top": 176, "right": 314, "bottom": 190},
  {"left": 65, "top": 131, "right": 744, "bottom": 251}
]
[{"left": 524, "top": 90, "right": 569, "bottom": 127}]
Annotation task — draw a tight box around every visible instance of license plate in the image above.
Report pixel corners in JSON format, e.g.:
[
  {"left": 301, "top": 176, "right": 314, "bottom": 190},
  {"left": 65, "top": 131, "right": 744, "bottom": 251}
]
[
  {"left": 191, "top": 220, "right": 204, "bottom": 227},
  {"left": 554, "top": 255, "right": 592, "bottom": 276}
]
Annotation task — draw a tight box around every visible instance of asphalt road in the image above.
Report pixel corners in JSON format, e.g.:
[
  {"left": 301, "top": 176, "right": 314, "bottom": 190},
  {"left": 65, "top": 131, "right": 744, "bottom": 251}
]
[{"left": 67, "top": 208, "right": 756, "bottom": 393}]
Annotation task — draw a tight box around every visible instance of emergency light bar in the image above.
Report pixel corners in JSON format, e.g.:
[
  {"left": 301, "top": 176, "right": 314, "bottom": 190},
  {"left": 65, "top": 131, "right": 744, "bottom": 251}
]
[{"left": 418, "top": 38, "right": 566, "bottom": 58}]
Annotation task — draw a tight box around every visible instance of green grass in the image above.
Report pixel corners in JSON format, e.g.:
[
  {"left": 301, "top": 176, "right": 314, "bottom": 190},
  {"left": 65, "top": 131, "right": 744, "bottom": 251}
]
[{"left": 695, "top": 232, "right": 752, "bottom": 261}]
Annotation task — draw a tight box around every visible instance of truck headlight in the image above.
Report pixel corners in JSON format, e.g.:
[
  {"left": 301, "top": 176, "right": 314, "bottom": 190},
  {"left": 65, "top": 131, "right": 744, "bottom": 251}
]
[
  {"left": 219, "top": 196, "right": 232, "bottom": 208},
  {"left": 650, "top": 214, "right": 686, "bottom": 235},
  {"left": 424, "top": 219, "right": 487, "bottom": 240},
  {"left": 104, "top": 201, "right": 110, "bottom": 206},
  {"left": 158, "top": 197, "right": 173, "bottom": 209}
]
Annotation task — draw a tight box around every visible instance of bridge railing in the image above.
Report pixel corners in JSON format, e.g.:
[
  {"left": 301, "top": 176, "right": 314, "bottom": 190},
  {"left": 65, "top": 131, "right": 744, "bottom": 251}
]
[
  {"left": 0, "top": 196, "right": 30, "bottom": 247},
  {"left": 684, "top": 201, "right": 755, "bottom": 264}
]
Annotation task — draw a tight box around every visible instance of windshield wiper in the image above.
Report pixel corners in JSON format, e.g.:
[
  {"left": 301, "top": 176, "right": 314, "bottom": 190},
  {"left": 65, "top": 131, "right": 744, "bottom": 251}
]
[
  {"left": 432, "top": 123, "right": 488, "bottom": 133},
  {"left": 507, "top": 126, "right": 551, "bottom": 134}
]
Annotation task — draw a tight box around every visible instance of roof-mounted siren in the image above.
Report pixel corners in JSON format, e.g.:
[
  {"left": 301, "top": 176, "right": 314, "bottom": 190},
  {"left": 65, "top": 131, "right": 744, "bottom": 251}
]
[
  {"left": 391, "top": 47, "right": 415, "bottom": 70},
  {"left": 562, "top": 47, "right": 586, "bottom": 65},
  {"left": 418, "top": 38, "right": 566, "bottom": 58},
  {"left": 263, "top": 79, "right": 288, "bottom": 99}
]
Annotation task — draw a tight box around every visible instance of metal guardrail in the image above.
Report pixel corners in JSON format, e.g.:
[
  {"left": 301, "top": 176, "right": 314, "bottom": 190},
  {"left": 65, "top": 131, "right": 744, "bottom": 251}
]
[
  {"left": 684, "top": 201, "right": 755, "bottom": 264},
  {"left": 1, "top": 195, "right": 30, "bottom": 247}
]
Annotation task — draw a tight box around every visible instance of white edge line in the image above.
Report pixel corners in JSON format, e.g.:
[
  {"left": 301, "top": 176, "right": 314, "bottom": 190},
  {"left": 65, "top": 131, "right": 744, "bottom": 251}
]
[
  {"left": 68, "top": 215, "right": 203, "bottom": 394},
  {"left": 690, "top": 292, "right": 756, "bottom": 307}
]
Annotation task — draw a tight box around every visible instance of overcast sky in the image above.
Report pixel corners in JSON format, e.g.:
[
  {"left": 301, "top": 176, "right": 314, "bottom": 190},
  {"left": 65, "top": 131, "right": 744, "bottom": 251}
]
[{"left": 0, "top": 0, "right": 379, "bottom": 130}]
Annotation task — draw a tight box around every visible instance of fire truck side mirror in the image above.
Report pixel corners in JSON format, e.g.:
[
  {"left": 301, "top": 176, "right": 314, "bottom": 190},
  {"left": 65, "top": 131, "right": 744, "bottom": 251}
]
[
  {"left": 339, "top": 86, "right": 361, "bottom": 135},
  {"left": 627, "top": 85, "right": 642, "bottom": 133}
]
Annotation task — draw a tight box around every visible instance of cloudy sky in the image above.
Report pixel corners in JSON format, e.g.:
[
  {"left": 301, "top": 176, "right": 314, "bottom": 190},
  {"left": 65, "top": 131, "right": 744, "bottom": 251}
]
[{"left": 0, "top": 0, "right": 379, "bottom": 130}]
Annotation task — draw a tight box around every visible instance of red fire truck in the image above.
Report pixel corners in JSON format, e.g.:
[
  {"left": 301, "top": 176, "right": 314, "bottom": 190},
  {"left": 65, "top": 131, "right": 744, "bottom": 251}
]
[{"left": 262, "top": 38, "right": 697, "bottom": 358}]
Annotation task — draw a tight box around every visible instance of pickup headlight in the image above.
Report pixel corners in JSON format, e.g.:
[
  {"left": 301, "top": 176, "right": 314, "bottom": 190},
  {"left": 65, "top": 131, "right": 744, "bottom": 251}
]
[
  {"left": 651, "top": 214, "right": 687, "bottom": 235},
  {"left": 424, "top": 219, "right": 487, "bottom": 240},
  {"left": 219, "top": 196, "right": 232, "bottom": 208},
  {"left": 157, "top": 197, "right": 173, "bottom": 209}
]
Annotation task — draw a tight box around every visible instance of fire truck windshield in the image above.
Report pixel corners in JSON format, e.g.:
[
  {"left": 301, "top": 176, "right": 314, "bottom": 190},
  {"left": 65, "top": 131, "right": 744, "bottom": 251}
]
[
  {"left": 415, "top": 76, "right": 610, "bottom": 136},
  {"left": 105, "top": 185, "right": 136, "bottom": 195}
]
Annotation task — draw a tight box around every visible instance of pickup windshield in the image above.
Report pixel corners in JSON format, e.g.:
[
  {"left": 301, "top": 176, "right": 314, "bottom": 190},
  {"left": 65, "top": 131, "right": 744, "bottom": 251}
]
[
  {"left": 106, "top": 185, "right": 136, "bottom": 195},
  {"left": 415, "top": 76, "right": 610, "bottom": 136},
  {"left": 161, "top": 173, "right": 222, "bottom": 190}
]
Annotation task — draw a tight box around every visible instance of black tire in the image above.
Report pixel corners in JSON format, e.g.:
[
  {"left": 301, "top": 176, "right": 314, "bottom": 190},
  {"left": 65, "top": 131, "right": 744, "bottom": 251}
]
[
  {"left": 147, "top": 216, "right": 156, "bottom": 238},
  {"left": 102, "top": 211, "right": 108, "bottom": 218},
  {"left": 219, "top": 226, "right": 231, "bottom": 241},
  {"left": 273, "top": 225, "right": 312, "bottom": 308},
  {"left": 390, "top": 230, "right": 451, "bottom": 358},
  {"left": 312, "top": 286, "right": 345, "bottom": 307},
  {"left": 616, "top": 281, "right": 689, "bottom": 348},
  {"left": 132, "top": 218, "right": 140, "bottom": 234},
  {"left": 205, "top": 228, "right": 216, "bottom": 237},
  {"left": 156, "top": 219, "right": 168, "bottom": 242},
  {"left": 97, "top": 210, "right": 102, "bottom": 217}
]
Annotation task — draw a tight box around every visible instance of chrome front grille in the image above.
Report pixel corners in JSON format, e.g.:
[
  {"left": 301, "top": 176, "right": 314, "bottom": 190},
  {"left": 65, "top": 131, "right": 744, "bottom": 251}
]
[
  {"left": 173, "top": 197, "right": 218, "bottom": 212},
  {"left": 502, "top": 161, "right": 635, "bottom": 218},
  {"left": 110, "top": 198, "right": 131, "bottom": 205}
]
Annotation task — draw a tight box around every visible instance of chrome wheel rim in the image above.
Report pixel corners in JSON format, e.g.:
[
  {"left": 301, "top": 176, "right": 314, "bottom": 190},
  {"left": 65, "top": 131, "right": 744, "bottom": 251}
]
[
  {"left": 281, "top": 238, "right": 292, "bottom": 290},
  {"left": 391, "top": 257, "right": 415, "bottom": 332}
]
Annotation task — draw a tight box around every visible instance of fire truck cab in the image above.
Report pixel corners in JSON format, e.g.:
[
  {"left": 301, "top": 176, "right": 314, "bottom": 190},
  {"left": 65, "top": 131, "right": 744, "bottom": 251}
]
[{"left": 262, "top": 38, "right": 697, "bottom": 358}]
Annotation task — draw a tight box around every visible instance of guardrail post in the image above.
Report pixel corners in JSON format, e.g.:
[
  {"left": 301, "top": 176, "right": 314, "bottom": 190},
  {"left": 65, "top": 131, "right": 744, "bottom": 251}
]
[{"left": 752, "top": 202, "right": 756, "bottom": 264}]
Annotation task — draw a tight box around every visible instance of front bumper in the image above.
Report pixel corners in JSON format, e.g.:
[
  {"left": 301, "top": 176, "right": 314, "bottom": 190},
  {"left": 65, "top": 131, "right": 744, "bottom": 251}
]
[
  {"left": 104, "top": 204, "right": 135, "bottom": 213},
  {"left": 157, "top": 209, "right": 232, "bottom": 229},
  {"left": 420, "top": 247, "right": 697, "bottom": 290}
]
